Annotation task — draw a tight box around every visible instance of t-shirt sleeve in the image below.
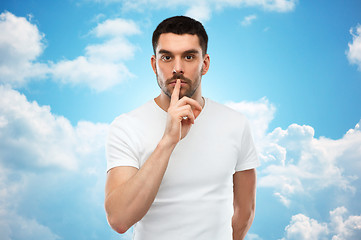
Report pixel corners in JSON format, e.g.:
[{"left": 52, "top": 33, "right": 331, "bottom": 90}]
[
  {"left": 235, "top": 118, "right": 260, "bottom": 172},
  {"left": 106, "top": 117, "right": 140, "bottom": 172}
]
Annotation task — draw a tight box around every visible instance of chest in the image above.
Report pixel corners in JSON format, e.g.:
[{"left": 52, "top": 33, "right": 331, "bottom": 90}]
[{"left": 142, "top": 122, "right": 239, "bottom": 201}]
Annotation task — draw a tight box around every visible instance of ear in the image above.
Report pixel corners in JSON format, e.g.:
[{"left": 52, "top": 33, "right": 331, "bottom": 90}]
[
  {"left": 151, "top": 55, "right": 157, "bottom": 75},
  {"left": 201, "top": 54, "right": 210, "bottom": 75}
]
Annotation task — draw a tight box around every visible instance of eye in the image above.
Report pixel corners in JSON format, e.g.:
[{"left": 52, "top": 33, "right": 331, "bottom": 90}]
[
  {"left": 161, "top": 55, "right": 172, "bottom": 62},
  {"left": 185, "top": 55, "right": 194, "bottom": 61}
]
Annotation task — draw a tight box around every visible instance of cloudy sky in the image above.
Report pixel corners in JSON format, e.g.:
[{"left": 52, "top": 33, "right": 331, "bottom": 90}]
[{"left": 1, "top": 0, "right": 361, "bottom": 239}]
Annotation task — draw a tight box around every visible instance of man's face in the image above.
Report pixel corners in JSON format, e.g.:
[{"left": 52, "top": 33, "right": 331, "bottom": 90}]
[{"left": 151, "top": 33, "right": 209, "bottom": 99}]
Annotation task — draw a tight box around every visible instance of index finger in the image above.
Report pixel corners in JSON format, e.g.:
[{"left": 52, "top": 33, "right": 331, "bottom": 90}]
[{"left": 170, "top": 79, "right": 181, "bottom": 106}]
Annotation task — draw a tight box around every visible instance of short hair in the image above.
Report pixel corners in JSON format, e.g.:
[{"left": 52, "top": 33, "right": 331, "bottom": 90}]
[{"left": 152, "top": 16, "right": 208, "bottom": 56}]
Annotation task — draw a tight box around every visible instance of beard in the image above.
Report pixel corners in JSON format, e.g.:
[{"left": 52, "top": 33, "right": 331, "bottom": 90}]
[{"left": 156, "top": 70, "right": 202, "bottom": 99}]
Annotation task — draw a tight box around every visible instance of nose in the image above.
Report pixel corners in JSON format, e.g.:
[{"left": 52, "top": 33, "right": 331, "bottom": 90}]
[{"left": 172, "top": 58, "right": 184, "bottom": 74}]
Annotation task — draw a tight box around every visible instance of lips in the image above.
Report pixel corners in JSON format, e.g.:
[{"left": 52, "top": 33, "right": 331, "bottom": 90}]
[
  {"left": 169, "top": 80, "right": 188, "bottom": 84},
  {"left": 166, "top": 75, "right": 191, "bottom": 85}
]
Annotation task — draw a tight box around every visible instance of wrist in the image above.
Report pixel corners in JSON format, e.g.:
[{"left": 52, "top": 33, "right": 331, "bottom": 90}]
[{"left": 158, "top": 136, "right": 178, "bottom": 151}]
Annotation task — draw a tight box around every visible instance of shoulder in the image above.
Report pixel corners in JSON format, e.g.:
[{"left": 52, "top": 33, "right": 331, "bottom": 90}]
[
  {"left": 107, "top": 100, "right": 156, "bottom": 149},
  {"left": 110, "top": 100, "right": 155, "bottom": 129},
  {"left": 205, "top": 98, "right": 248, "bottom": 124}
]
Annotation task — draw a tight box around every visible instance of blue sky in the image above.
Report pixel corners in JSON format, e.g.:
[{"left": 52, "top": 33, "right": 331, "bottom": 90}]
[{"left": 0, "top": 0, "right": 361, "bottom": 239}]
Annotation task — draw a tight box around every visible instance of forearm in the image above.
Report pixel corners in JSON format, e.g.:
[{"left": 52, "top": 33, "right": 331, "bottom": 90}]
[
  {"left": 105, "top": 138, "right": 176, "bottom": 233},
  {"left": 232, "top": 169, "right": 257, "bottom": 240},
  {"left": 232, "top": 208, "right": 255, "bottom": 240}
]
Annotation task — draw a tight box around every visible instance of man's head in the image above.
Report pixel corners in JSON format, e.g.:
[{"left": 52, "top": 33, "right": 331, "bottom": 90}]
[
  {"left": 152, "top": 16, "right": 208, "bottom": 57},
  {"left": 151, "top": 16, "right": 210, "bottom": 100}
]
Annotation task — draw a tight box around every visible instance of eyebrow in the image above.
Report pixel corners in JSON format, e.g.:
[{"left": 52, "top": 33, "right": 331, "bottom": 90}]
[
  {"left": 157, "top": 49, "right": 200, "bottom": 55},
  {"left": 183, "top": 49, "right": 200, "bottom": 55},
  {"left": 158, "top": 49, "right": 172, "bottom": 55}
]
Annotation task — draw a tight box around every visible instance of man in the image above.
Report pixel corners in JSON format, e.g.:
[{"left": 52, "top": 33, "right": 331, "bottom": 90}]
[{"left": 105, "top": 16, "right": 260, "bottom": 240}]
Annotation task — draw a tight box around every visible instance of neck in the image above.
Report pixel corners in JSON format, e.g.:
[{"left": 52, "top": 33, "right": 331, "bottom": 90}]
[{"left": 154, "top": 90, "right": 204, "bottom": 112}]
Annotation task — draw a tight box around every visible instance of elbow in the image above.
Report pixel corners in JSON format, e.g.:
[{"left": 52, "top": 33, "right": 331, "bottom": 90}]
[
  {"left": 247, "top": 204, "right": 256, "bottom": 221},
  {"left": 245, "top": 201, "right": 256, "bottom": 223},
  {"left": 243, "top": 207, "right": 256, "bottom": 226},
  {"left": 107, "top": 214, "right": 132, "bottom": 234},
  {"left": 232, "top": 208, "right": 256, "bottom": 238},
  {"left": 105, "top": 194, "right": 145, "bottom": 234},
  {"left": 233, "top": 208, "right": 255, "bottom": 226},
  {"left": 105, "top": 200, "right": 133, "bottom": 234},
  {"left": 234, "top": 202, "right": 255, "bottom": 222}
]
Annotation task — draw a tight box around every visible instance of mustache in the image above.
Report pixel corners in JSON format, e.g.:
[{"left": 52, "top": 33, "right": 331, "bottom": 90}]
[{"left": 166, "top": 73, "right": 191, "bottom": 85}]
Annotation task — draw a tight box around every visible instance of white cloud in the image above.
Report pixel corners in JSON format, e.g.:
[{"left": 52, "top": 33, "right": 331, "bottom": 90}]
[
  {"left": 0, "top": 209, "right": 61, "bottom": 240},
  {"left": 246, "top": 233, "right": 263, "bottom": 240},
  {"left": 86, "top": 38, "right": 137, "bottom": 62},
  {"left": 284, "top": 213, "right": 329, "bottom": 240},
  {"left": 89, "top": 0, "right": 297, "bottom": 19},
  {"left": 274, "top": 192, "right": 291, "bottom": 207},
  {"left": 51, "top": 56, "right": 133, "bottom": 91},
  {"left": 0, "top": 11, "right": 140, "bottom": 91},
  {"left": 0, "top": 11, "right": 49, "bottom": 87},
  {"left": 346, "top": 24, "right": 361, "bottom": 71},
  {"left": 241, "top": 14, "right": 257, "bottom": 26},
  {"left": 51, "top": 18, "right": 140, "bottom": 91},
  {"left": 223, "top": 99, "right": 361, "bottom": 240},
  {"left": 185, "top": 1, "right": 212, "bottom": 22},
  {"left": 226, "top": 97, "right": 276, "bottom": 143},
  {"left": 91, "top": 18, "right": 141, "bottom": 37},
  {"left": 227, "top": 98, "right": 361, "bottom": 207},
  {"left": 283, "top": 207, "right": 361, "bottom": 240},
  {"left": 329, "top": 207, "right": 361, "bottom": 240},
  {"left": 257, "top": 121, "right": 361, "bottom": 206},
  {"left": 0, "top": 86, "right": 110, "bottom": 238},
  {"left": 0, "top": 85, "right": 108, "bottom": 171}
]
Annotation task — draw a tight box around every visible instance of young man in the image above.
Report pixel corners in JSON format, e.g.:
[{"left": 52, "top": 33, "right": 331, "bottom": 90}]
[{"left": 105, "top": 16, "right": 260, "bottom": 240}]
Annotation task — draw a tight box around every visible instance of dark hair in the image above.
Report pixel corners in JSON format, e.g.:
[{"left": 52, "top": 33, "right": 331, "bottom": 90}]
[{"left": 152, "top": 16, "right": 208, "bottom": 56}]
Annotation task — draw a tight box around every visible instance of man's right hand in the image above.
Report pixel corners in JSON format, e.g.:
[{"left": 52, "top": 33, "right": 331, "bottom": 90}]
[{"left": 162, "top": 79, "right": 202, "bottom": 145}]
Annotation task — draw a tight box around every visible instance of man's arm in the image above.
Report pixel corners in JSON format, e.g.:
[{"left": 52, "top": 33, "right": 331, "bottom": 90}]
[
  {"left": 105, "top": 79, "right": 202, "bottom": 234},
  {"left": 232, "top": 168, "right": 257, "bottom": 240},
  {"left": 105, "top": 139, "right": 176, "bottom": 234}
]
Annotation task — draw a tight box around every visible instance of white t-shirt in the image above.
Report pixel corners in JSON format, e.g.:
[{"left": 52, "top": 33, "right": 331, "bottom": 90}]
[{"left": 106, "top": 98, "right": 260, "bottom": 240}]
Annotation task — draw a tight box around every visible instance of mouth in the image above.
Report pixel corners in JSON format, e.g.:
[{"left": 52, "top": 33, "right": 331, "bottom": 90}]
[
  {"left": 169, "top": 80, "right": 188, "bottom": 84},
  {"left": 168, "top": 79, "right": 189, "bottom": 89},
  {"left": 167, "top": 74, "right": 190, "bottom": 86}
]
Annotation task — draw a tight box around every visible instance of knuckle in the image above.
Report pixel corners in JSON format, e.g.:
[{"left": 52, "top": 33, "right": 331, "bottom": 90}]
[{"left": 180, "top": 96, "right": 190, "bottom": 102}]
